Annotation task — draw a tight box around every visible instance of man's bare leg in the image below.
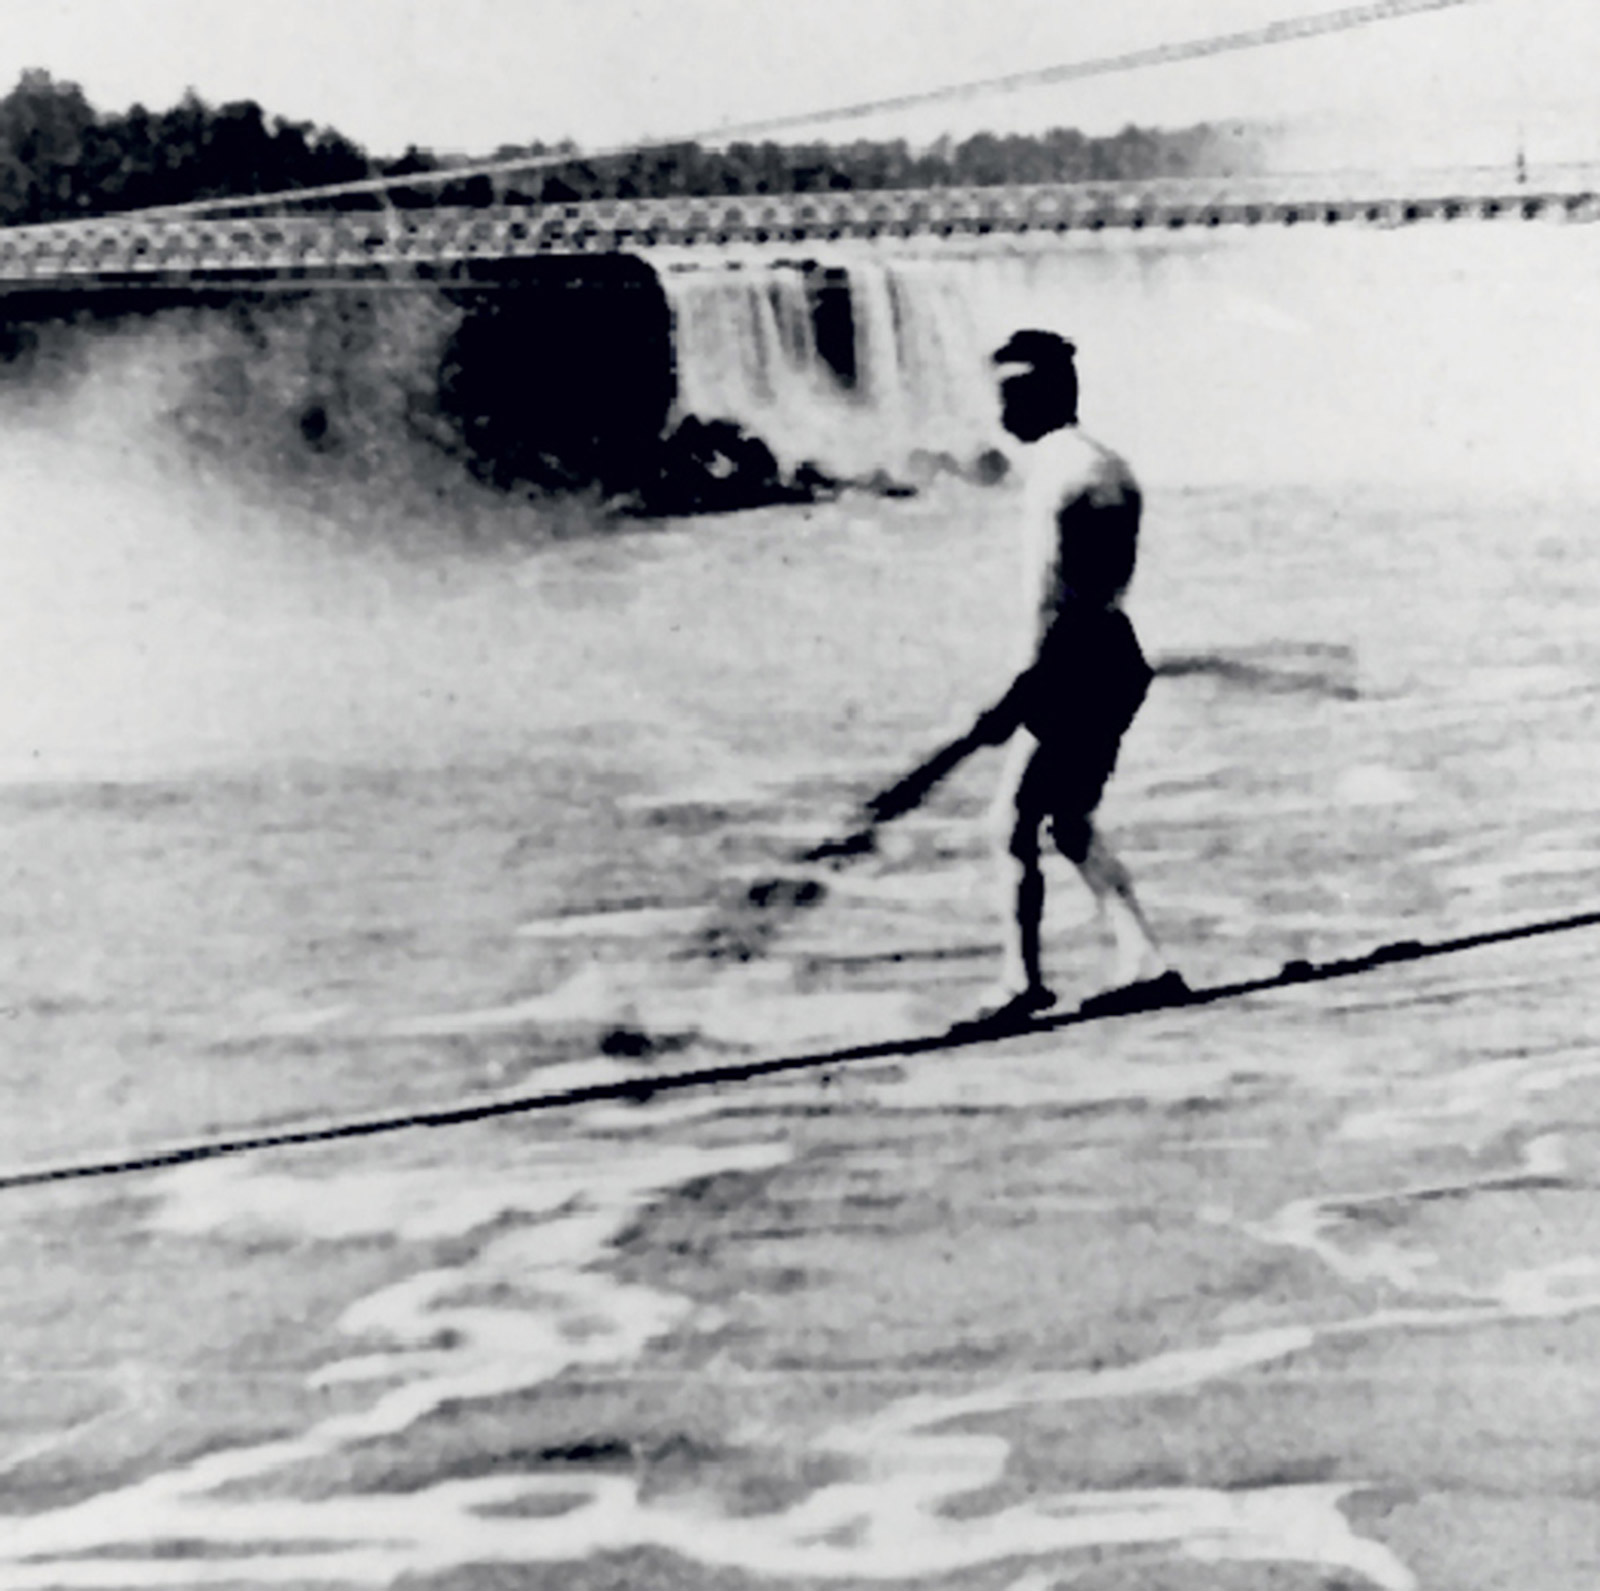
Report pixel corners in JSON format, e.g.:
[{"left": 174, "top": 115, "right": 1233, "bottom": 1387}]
[
  {"left": 971, "top": 745, "right": 1057, "bottom": 1025},
  {"left": 959, "top": 846, "right": 1057, "bottom": 1028},
  {"left": 1074, "top": 824, "right": 1168, "bottom": 989},
  {"left": 999, "top": 849, "right": 1050, "bottom": 1000}
]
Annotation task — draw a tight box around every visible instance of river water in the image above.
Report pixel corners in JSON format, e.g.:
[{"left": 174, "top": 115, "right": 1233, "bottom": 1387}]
[{"left": 1, "top": 221, "right": 1599, "bottom": 1587}]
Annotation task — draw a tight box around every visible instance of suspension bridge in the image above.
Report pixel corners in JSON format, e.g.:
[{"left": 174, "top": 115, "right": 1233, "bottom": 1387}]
[
  {"left": 0, "top": 164, "right": 1594, "bottom": 293},
  {"left": 0, "top": 0, "right": 1589, "bottom": 293}
]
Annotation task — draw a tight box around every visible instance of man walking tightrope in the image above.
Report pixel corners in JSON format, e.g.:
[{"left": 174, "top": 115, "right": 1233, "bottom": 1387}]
[{"left": 844, "top": 329, "right": 1186, "bottom": 1028}]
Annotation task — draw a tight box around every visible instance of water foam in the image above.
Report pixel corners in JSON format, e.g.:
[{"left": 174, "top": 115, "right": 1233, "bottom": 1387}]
[
  {"left": 9, "top": 1080, "right": 1600, "bottom": 1588},
  {"left": 0, "top": 1137, "right": 790, "bottom": 1582}
]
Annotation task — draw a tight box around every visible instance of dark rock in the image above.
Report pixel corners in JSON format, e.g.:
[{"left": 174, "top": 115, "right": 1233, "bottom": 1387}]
[
  {"left": 637, "top": 416, "right": 838, "bottom": 516},
  {"left": 969, "top": 447, "right": 1012, "bottom": 485}
]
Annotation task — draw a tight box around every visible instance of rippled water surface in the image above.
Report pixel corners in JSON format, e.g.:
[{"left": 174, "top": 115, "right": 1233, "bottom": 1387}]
[
  {"left": 5, "top": 472, "right": 1597, "bottom": 1153},
  {"left": 4, "top": 225, "right": 1600, "bottom": 1588}
]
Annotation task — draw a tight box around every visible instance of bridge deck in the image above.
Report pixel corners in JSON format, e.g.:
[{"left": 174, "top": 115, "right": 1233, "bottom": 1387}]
[{"left": 1, "top": 169, "right": 1596, "bottom": 291}]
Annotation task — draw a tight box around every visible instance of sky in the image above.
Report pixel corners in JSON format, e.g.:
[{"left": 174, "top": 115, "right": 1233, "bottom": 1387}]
[{"left": 1, "top": 0, "right": 1596, "bottom": 169}]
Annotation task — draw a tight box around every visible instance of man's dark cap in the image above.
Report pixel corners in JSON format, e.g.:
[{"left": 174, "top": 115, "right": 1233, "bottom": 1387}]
[{"left": 992, "top": 329, "right": 1077, "bottom": 370}]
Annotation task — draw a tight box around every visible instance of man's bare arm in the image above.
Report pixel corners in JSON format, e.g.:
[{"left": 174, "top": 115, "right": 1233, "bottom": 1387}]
[{"left": 799, "top": 679, "right": 1031, "bottom": 861}]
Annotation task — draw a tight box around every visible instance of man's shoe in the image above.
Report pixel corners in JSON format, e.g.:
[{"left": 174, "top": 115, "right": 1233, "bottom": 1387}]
[
  {"left": 952, "top": 984, "right": 1058, "bottom": 1035},
  {"left": 1077, "top": 969, "right": 1191, "bottom": 1018}
]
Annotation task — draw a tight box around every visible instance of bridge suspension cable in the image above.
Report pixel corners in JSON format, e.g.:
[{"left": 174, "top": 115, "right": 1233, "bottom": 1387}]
[
  {"left": 677, "top": 0, "right": 1493, "bottom": 142},
  {"left": 128, "top": 0, "right": 1492, "bottom": 222}
]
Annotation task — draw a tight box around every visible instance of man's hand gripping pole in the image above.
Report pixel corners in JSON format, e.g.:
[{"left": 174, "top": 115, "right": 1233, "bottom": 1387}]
[{"left": 799, "top": 699, "right": 1018, "bottom": 865}]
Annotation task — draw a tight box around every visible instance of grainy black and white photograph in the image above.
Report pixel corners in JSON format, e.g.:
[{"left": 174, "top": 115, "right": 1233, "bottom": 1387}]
[{"left": 2, "top": 1, "right": 1599, "bottom": 1585}]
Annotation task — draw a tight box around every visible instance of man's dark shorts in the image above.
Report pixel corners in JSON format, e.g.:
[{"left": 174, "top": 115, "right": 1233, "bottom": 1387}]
[
  {"left": 1006, "top": 603, "right": 1153, "bottom": 866},
  {"left": 1008, "top": 742, "right": 1117, "bottom": 864}
]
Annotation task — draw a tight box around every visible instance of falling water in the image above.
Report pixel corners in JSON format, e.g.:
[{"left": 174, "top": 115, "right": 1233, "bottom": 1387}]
[
  {"left": 662, "top": 263, "right": 846, "bottom": 468},
  {"left": 659, "top": 256, "right": 997, "bottom": 477},
  {"left": 660, "top": 223, "right": 1600, "bottom": 491}
]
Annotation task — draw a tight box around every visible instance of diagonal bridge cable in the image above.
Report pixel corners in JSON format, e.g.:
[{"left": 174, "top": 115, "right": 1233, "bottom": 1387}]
[
  {"left": 0, "top": 902, "right": 1596, "bottom": 1194},
  {"left": 675, "top": 0, "right": 1493, "bottom": 141},
  {"left": 132, "top": 0, "right": 1490, "bottom": 221}
]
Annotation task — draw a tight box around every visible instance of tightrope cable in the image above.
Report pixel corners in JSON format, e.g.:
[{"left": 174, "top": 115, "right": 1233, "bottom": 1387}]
[{"left": 3, "top": 903, "right": 1596, "bottom": 1195}]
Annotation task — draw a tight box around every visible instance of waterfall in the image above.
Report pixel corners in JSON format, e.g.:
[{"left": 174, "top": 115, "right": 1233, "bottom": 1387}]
[
  {"left": 658, "top": 256, "right": 998, "bottom": 480},
  {"left": 663, "top": 264, "right": 843, "bottom": 472},
  {"left": 850, "top": 260, "right": 998, "bottom": 463},
  {"left": 659, "top": 226, "right": 1600, "bottom": 492}
]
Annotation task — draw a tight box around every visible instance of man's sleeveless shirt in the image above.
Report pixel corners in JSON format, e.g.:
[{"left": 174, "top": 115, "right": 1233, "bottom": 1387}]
[
  {"left": 1018, "top": 427, "right": 1143, "bottom": 644},
  {"left": 1011, "top": 428, "right": 1151, "bottom": 766}
]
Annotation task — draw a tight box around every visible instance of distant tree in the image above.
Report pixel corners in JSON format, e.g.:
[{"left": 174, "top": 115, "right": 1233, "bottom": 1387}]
[
  {"left": 0, "top": 71, "right": 374, "bottom": 224},
  {"left": 0, "top": 69, "right": 95, "bottom": 222},
  {"left": 373, "top": 143, "right": 438, "bottom": 208},
  {"left": 272, "top": 120, "right": 370, "bottom": 207},
  {"left": 950, "top": 132, "right": 1008, "bottom": 187}
]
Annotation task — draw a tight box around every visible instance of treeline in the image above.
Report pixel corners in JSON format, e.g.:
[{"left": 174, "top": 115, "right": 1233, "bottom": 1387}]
[
  {"left": 0, "top": 69, "right": 374, "bottom": 224},
  {"left": 0, "top": 68, "right": 1267, "bottom": 225},
  {"left": 485, "top": 123, "right": 1266, "bottom": 205}
]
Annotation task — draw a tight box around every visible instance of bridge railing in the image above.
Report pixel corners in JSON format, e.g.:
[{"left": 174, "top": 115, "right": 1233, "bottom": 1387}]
[{"left": 1, "top": 168, "right": 1596, "bottom": 289}]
